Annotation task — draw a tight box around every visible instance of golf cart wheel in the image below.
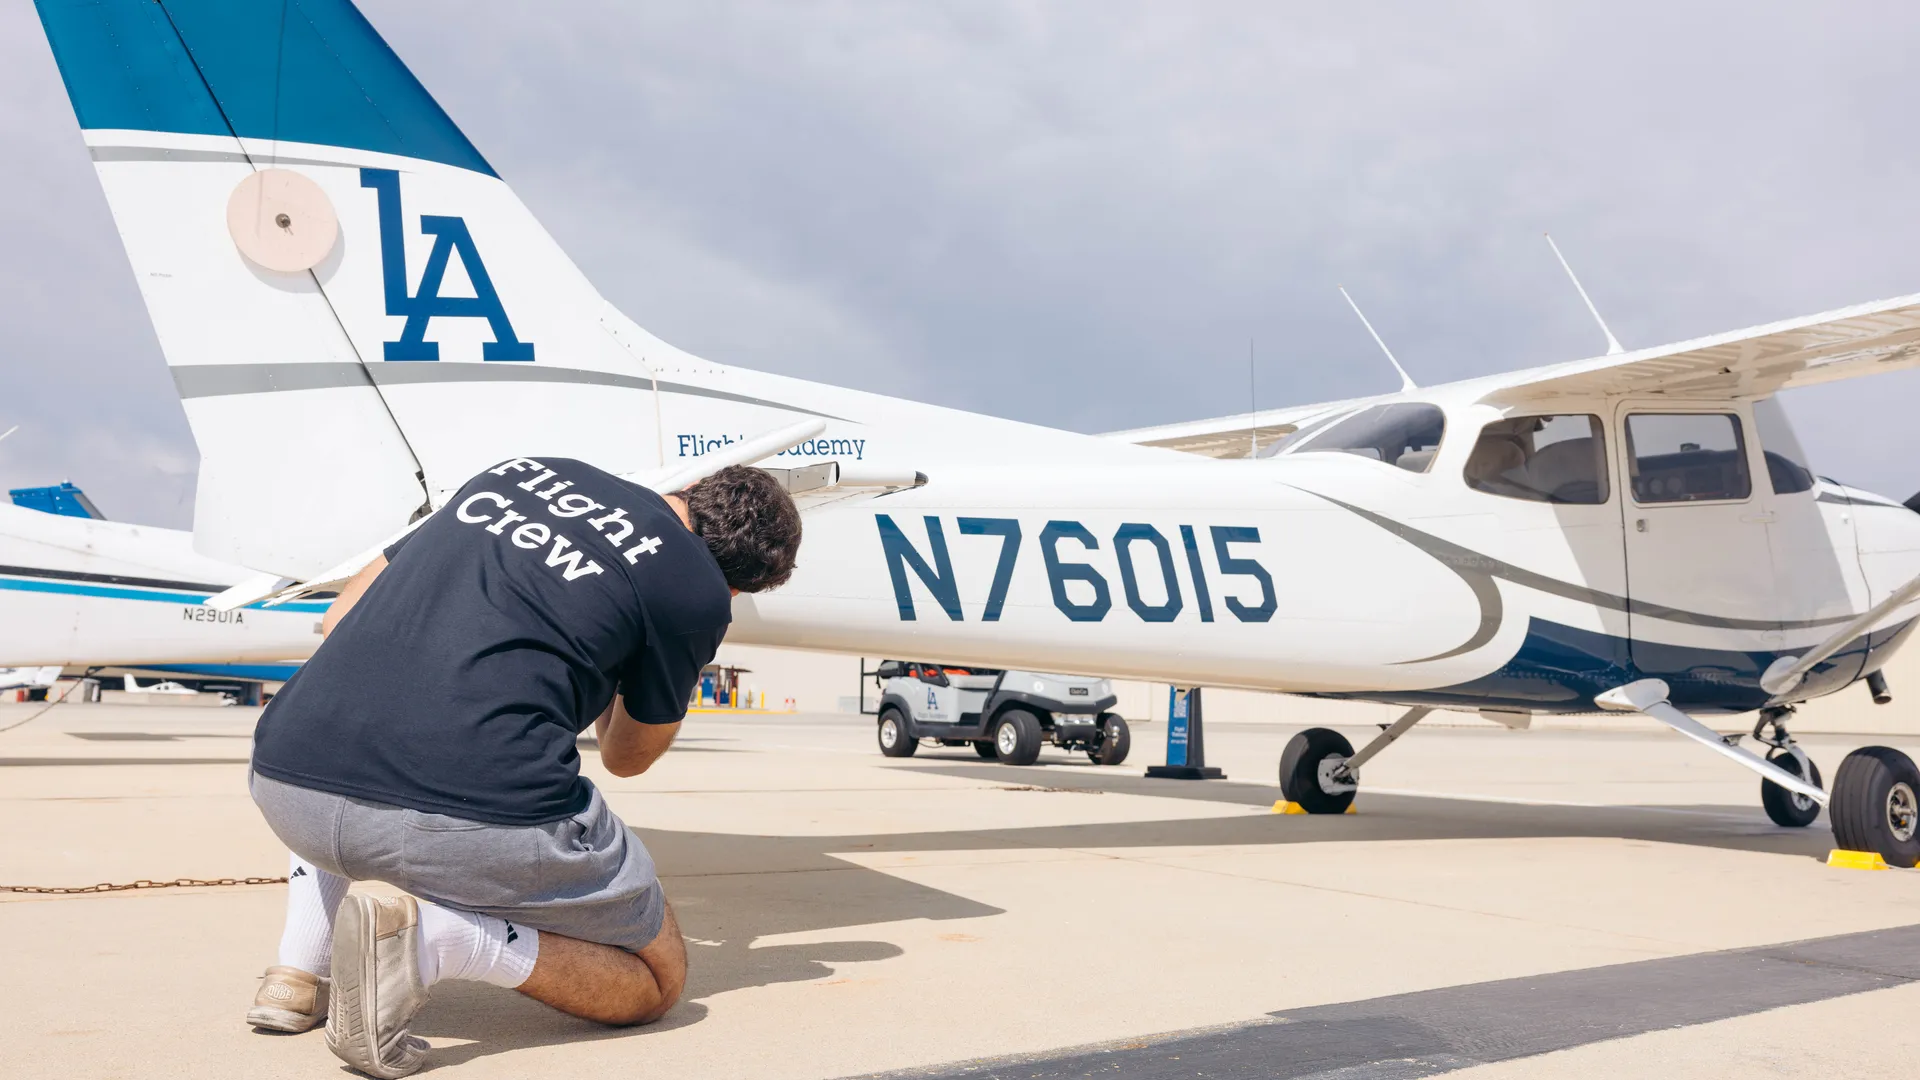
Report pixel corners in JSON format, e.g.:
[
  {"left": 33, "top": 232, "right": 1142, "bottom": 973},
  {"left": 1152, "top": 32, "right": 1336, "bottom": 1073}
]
[
  {"left": 1089, "top": 713, "right": 1131, "bottom": 766},
  {"left": 1278, "top": 727, "right": 1356, "bottom": 814},
  {"left": 973, "top": 741, "right": 998, "bottom": 760},
  {"left": 1760, "top": 749, "right": 1822, "bottom": 828},
  {"left": 992, "top": 708, "right": 1043, "bottom": 766},
  {"left": 1831, "top": 746, "right": 1920, "bottom": 866},
  {"left": 877, "top": 708, "right": 917, "bottom": 758}
]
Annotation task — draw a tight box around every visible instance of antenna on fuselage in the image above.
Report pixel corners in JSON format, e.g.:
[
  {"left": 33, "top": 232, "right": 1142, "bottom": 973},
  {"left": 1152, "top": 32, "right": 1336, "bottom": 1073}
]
[
  {"left": 1248, "top": 337, "right": 1258, "bottom": 457},
  {"left": 1544, "top": 232, "right": 1624, "bottom": 355},
  {"left": 1338, "top": 286, "right": 1416, "bottom": 392}
]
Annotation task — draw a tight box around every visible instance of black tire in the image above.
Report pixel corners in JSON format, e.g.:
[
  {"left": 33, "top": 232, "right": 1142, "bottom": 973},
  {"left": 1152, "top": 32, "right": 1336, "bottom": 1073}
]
[
  {"left": 992, "top": 708, "right": 1043, "bottom": 766},
  {"left": 973, "top": 741, "right": 998, "bottom": 760},
  {"left": 1831, "top": 746, "right": 1920, "bottom": 867},
  {"left": 1278, "top": 727, "right": 1356, "bottom": 814},
  {"left": 1760, "top": 749, "right": 1823, "bottom": 828},
  {"left": 1089, "top": 713, "right": 1131, "bottom": 766},
  {"left": 876, "top": 708, "right": 917, "bottom": 758}
]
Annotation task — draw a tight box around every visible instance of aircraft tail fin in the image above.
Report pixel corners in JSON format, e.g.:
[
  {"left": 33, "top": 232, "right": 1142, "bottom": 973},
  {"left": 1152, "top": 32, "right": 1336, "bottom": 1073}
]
[
  {"left": 123, "top": 674, "right": 141, "bottom": 693},
  {"left": 35, "top": 1, "right": 1139, "bottom": 578},
  {"left": 32, "top": 0, "right": 773, "bottom": 577}
]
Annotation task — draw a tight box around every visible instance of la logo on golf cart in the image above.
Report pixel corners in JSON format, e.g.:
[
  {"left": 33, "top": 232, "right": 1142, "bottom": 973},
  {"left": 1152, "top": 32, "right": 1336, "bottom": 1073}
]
[{"left": 361, "top": 168, "right": 535, "bottom": 362}]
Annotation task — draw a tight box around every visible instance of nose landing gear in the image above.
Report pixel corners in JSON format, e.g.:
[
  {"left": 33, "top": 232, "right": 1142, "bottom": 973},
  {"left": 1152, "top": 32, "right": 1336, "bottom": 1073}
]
[{"left": 1752, "top": 707, "right": 1823, "bottom": 828}]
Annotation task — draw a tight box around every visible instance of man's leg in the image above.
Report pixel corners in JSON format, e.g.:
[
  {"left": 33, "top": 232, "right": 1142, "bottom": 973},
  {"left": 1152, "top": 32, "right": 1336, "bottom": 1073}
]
[
  {"left": 248, "top": 849, "right": 350, "bottom": 1032},
  {"left": 278, "top": 850, "right": 351, "bottom": 976},
  {"left": 516, "top": 900, "right": 686, "bottom": 1025}
]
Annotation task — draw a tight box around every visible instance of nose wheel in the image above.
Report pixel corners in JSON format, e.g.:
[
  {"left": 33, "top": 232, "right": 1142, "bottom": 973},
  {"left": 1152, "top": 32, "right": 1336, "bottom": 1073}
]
[{"left": 1752, "top": 708, "right": 1822, "bottom": 828}]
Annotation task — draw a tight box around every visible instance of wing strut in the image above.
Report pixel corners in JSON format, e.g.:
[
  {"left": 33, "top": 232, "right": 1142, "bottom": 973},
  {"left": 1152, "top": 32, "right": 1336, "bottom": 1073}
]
[
  {"left": 1545, "top": 233, "right": 1624, "bottom": 355},
  {"left": 1760, "top": 570, "right": 1920, "bottom": 697}
]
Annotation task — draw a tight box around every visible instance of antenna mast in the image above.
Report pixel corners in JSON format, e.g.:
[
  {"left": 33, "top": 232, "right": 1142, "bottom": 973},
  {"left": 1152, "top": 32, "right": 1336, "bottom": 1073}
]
[
  {"left": 1544, "top": 233, "right": 1624, "bottom": 355},
  {"left": 1248, "top": 338, "right": 1257, "bottom": 457},
  {"left": 1338, "top": 286, "right": 1416, "bottom": 392}
]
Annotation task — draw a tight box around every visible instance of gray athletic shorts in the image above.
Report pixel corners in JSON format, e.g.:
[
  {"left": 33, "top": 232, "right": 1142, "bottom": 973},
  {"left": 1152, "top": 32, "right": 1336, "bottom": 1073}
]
[{"left": 249, "top": 770, "right": 667, "bottom": 952}]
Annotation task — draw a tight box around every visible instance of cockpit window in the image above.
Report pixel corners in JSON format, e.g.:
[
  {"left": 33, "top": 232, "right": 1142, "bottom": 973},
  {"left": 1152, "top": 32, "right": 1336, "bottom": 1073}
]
[
  {"left": 1752, "top": 398, "right": 1815, "bottom": 495},
  {"left": 1625, "top": 412, "right": 1752, "bottom": 504},
  {"left": 1286, "top": 403, "right": 1446, "bottom": 473},
  {"left": 1466, "top": 415, "right": 1609, "bottom": 504}
]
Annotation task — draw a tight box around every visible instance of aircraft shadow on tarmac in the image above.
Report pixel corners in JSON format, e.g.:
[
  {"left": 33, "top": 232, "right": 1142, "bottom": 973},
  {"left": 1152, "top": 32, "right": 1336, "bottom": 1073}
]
[{"left": 410, "top": 752, "right": 1831, "bottom": 1065}]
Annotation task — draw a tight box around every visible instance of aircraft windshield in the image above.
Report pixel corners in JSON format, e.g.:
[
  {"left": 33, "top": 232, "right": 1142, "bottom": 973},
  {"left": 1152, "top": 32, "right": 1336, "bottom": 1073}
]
[
  {"left": 1287, "top": 403, "right": 1446, "bottom": 473},
  {"left": 1752, "top": 398, "right": 1815, "bottom": 495}
]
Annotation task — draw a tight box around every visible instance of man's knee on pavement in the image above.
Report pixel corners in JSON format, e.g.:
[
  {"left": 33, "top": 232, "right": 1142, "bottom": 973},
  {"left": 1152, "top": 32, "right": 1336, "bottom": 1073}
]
[{"left": 629, "top": 908, "right": 687, "bottom": 1025}]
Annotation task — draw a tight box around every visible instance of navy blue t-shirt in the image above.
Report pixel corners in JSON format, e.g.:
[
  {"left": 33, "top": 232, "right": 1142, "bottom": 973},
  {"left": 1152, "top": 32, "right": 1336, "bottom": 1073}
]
[{"left": 252, "top": 457, "right": 731, "bottom": 825}]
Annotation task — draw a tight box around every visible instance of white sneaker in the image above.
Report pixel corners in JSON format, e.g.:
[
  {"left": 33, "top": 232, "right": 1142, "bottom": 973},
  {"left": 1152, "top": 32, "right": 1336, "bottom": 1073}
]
[
  {"left": 247, "top": 965, "right": 328, "bottom": 1032},
  {"left": 325, "top": 895, "right": 432, "bottom": 1078}
]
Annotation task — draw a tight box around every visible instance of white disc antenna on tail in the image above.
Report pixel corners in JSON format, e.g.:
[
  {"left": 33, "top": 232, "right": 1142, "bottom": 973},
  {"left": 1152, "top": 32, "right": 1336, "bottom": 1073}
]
[{"left": 226, "top": 169, "right": 339, "bottom": 273}]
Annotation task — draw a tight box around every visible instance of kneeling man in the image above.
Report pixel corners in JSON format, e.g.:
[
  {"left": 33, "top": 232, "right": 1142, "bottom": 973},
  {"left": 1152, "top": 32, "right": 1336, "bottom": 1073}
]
[{"left": 245, "top": 459, "right": 801, "bottom": 1077}]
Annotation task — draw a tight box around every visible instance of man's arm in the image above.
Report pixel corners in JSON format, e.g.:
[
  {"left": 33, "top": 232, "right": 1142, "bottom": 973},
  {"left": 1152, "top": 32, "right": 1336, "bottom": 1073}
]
[
  {"left": 597, "top": 696, "right": 680, "bottom": 778},
  {"left": 320, "top": 555, "right": 388, "bottom": 638}
]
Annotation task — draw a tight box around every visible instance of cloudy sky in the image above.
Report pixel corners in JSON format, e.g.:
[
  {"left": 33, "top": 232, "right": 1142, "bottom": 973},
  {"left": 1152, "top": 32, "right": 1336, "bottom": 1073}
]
[{"left": 6, "top": 1, "right": 1920, "bottom": 528}]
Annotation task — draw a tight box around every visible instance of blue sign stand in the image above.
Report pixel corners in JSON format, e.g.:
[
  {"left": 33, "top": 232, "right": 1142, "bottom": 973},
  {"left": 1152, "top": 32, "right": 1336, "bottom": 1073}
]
[{"left": 1145, "top": 686, "right": 1225, "bottom": 780}]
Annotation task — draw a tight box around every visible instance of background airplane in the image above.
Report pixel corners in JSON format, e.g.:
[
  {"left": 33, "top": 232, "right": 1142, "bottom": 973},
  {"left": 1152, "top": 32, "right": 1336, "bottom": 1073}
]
[
  {"left": 29, "top": 0, "right": 1920, "bottom": 864},
  {"left": 0, "top": 487, "right": 325, "bottom": 677}
]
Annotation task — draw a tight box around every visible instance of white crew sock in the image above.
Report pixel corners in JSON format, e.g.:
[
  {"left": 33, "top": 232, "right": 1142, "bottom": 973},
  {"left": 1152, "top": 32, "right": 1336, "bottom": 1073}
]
[
  {"left": 277, "top": 851, "right": 350, "bottom": 978},
  {"left": 415, "top": 900, "right": 540, "bottom": 990}
]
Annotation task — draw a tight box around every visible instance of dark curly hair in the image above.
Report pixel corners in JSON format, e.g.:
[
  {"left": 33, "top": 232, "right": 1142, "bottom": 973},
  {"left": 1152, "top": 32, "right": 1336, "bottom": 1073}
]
[{"left": 679, "top": 465, "right": 803, "bottom": 593}]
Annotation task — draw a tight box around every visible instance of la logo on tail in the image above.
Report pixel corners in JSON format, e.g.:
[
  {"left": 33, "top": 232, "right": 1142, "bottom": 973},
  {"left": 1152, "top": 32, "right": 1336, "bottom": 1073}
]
[{"left": 360, "top": 168, "right": 535, "bottom": 362}]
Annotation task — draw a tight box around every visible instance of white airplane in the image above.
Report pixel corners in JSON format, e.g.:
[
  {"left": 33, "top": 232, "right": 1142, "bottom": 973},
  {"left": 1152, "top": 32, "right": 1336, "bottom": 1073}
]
[
  {"left": 31, "top": 0, "right": 1920, "bottom": 863},
  {"left": 0, "top": 666, "right": 63, "bottom": 693},
  {"left": 0, "top": 497, "right": 324, "bottom": 674},
  {"left": 123, "top": 674, "right": 200, "bottom": 696}
]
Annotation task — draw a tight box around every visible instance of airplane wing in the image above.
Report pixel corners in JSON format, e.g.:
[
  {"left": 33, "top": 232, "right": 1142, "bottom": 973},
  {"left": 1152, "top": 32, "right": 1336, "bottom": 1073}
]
[
  {"left": 1483, "top": 292, "right": 1920, "bottom": 403},
  {"left": 1101, "top": 397, "right": 1374, "bottom": 459}
]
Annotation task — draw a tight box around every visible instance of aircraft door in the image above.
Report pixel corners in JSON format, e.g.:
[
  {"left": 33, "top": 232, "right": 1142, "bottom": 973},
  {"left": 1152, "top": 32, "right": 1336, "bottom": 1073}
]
[{"left": 1617, "top": 404, "right": 1781, "bottom": 682}]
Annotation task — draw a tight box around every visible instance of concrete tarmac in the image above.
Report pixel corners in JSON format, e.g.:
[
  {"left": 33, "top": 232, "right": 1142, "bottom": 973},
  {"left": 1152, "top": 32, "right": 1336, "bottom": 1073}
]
[{"left": 3, "top": 702, "right": 1918, "bottom": 1078}]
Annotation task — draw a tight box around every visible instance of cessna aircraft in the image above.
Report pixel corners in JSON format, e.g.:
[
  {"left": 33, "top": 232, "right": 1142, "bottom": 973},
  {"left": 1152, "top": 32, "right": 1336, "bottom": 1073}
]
[
  {"left": 30, "top": 0, "right": 1920, "bottom": 864},
  {"left": 0, "top": 497, "right": 324, "bottom": 673}
]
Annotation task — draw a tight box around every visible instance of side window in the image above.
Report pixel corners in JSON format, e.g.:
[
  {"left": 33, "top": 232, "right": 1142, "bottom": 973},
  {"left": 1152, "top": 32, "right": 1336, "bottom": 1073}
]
[
  {"left": 1287, "top": 403, "right": 1446, "bottom": 473},
  {"left": 1752, "top": 397, "right": 1815, "bottom": 495},
  {"left": 1465, "top": 415, "right": 1608, "bottom": 504},
  {"left": 1624, "top": 413, "right": 1751, "bottom": 504}
]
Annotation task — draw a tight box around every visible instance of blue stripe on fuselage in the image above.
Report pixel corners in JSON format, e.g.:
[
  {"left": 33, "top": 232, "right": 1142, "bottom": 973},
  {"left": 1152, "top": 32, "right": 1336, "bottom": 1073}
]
[
  {"left": 1317, "top": 616, "right": 1913, "bottom": 715},
  {"left": 0, "top": 574, "right": 330, "bottom": 614}
]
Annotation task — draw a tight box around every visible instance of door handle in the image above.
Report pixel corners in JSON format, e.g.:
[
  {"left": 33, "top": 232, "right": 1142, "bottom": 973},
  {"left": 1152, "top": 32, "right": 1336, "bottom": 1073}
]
[{"left": 1741, "top": 511, "right": 1777, "bottom": 524}]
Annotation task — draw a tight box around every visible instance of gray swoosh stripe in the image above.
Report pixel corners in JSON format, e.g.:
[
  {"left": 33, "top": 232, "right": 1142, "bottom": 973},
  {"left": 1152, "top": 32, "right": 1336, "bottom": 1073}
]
[
  {"left": 1817, "top": 490, "right": 1910, "bottom": 511},
  {"left": 169, "top": 361, "right": 846, "bottom": 420},
  {"left": 172, "top": 363, "right": 374, "bottom": 397},
  {"left": 90, "top": 146, "right": 351, "bottom": 169},
  {"left": 1314, "top": 493, "right": 1857, "bottom": 634}
]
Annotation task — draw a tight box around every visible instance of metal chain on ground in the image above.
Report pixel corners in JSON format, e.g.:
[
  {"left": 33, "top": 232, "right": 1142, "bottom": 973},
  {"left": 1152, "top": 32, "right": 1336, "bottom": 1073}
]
[
  {"left": 0, "top": 665, "right": 103, "bottom": 735},
  {"left": 2, "top": 876, "right": 287, "bottom": 895}
]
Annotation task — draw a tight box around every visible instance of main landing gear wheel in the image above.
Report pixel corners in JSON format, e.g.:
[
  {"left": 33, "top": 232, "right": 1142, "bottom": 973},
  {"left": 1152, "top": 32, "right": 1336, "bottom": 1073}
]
[
  {"left": 973, "top": 741, "right": 998, "bottom": 760},
  {"left": 993, "top": 708, "right": 1043, "bottom": 766},
  {"left": 1089, "top": 713, "right": 1131, "bottom": 766},
  {"left": 877, "top": 707, "right": 917, "bottom": 758},
  {"left": 1278, "top": 727, "right": 1356, "bottom": 814},
  {"left": 1831, "top": 746, "right": 1920, "bottom": 867},
  {"left": 1760, "top": 749, "right": 1823, "bottom": 828}
]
